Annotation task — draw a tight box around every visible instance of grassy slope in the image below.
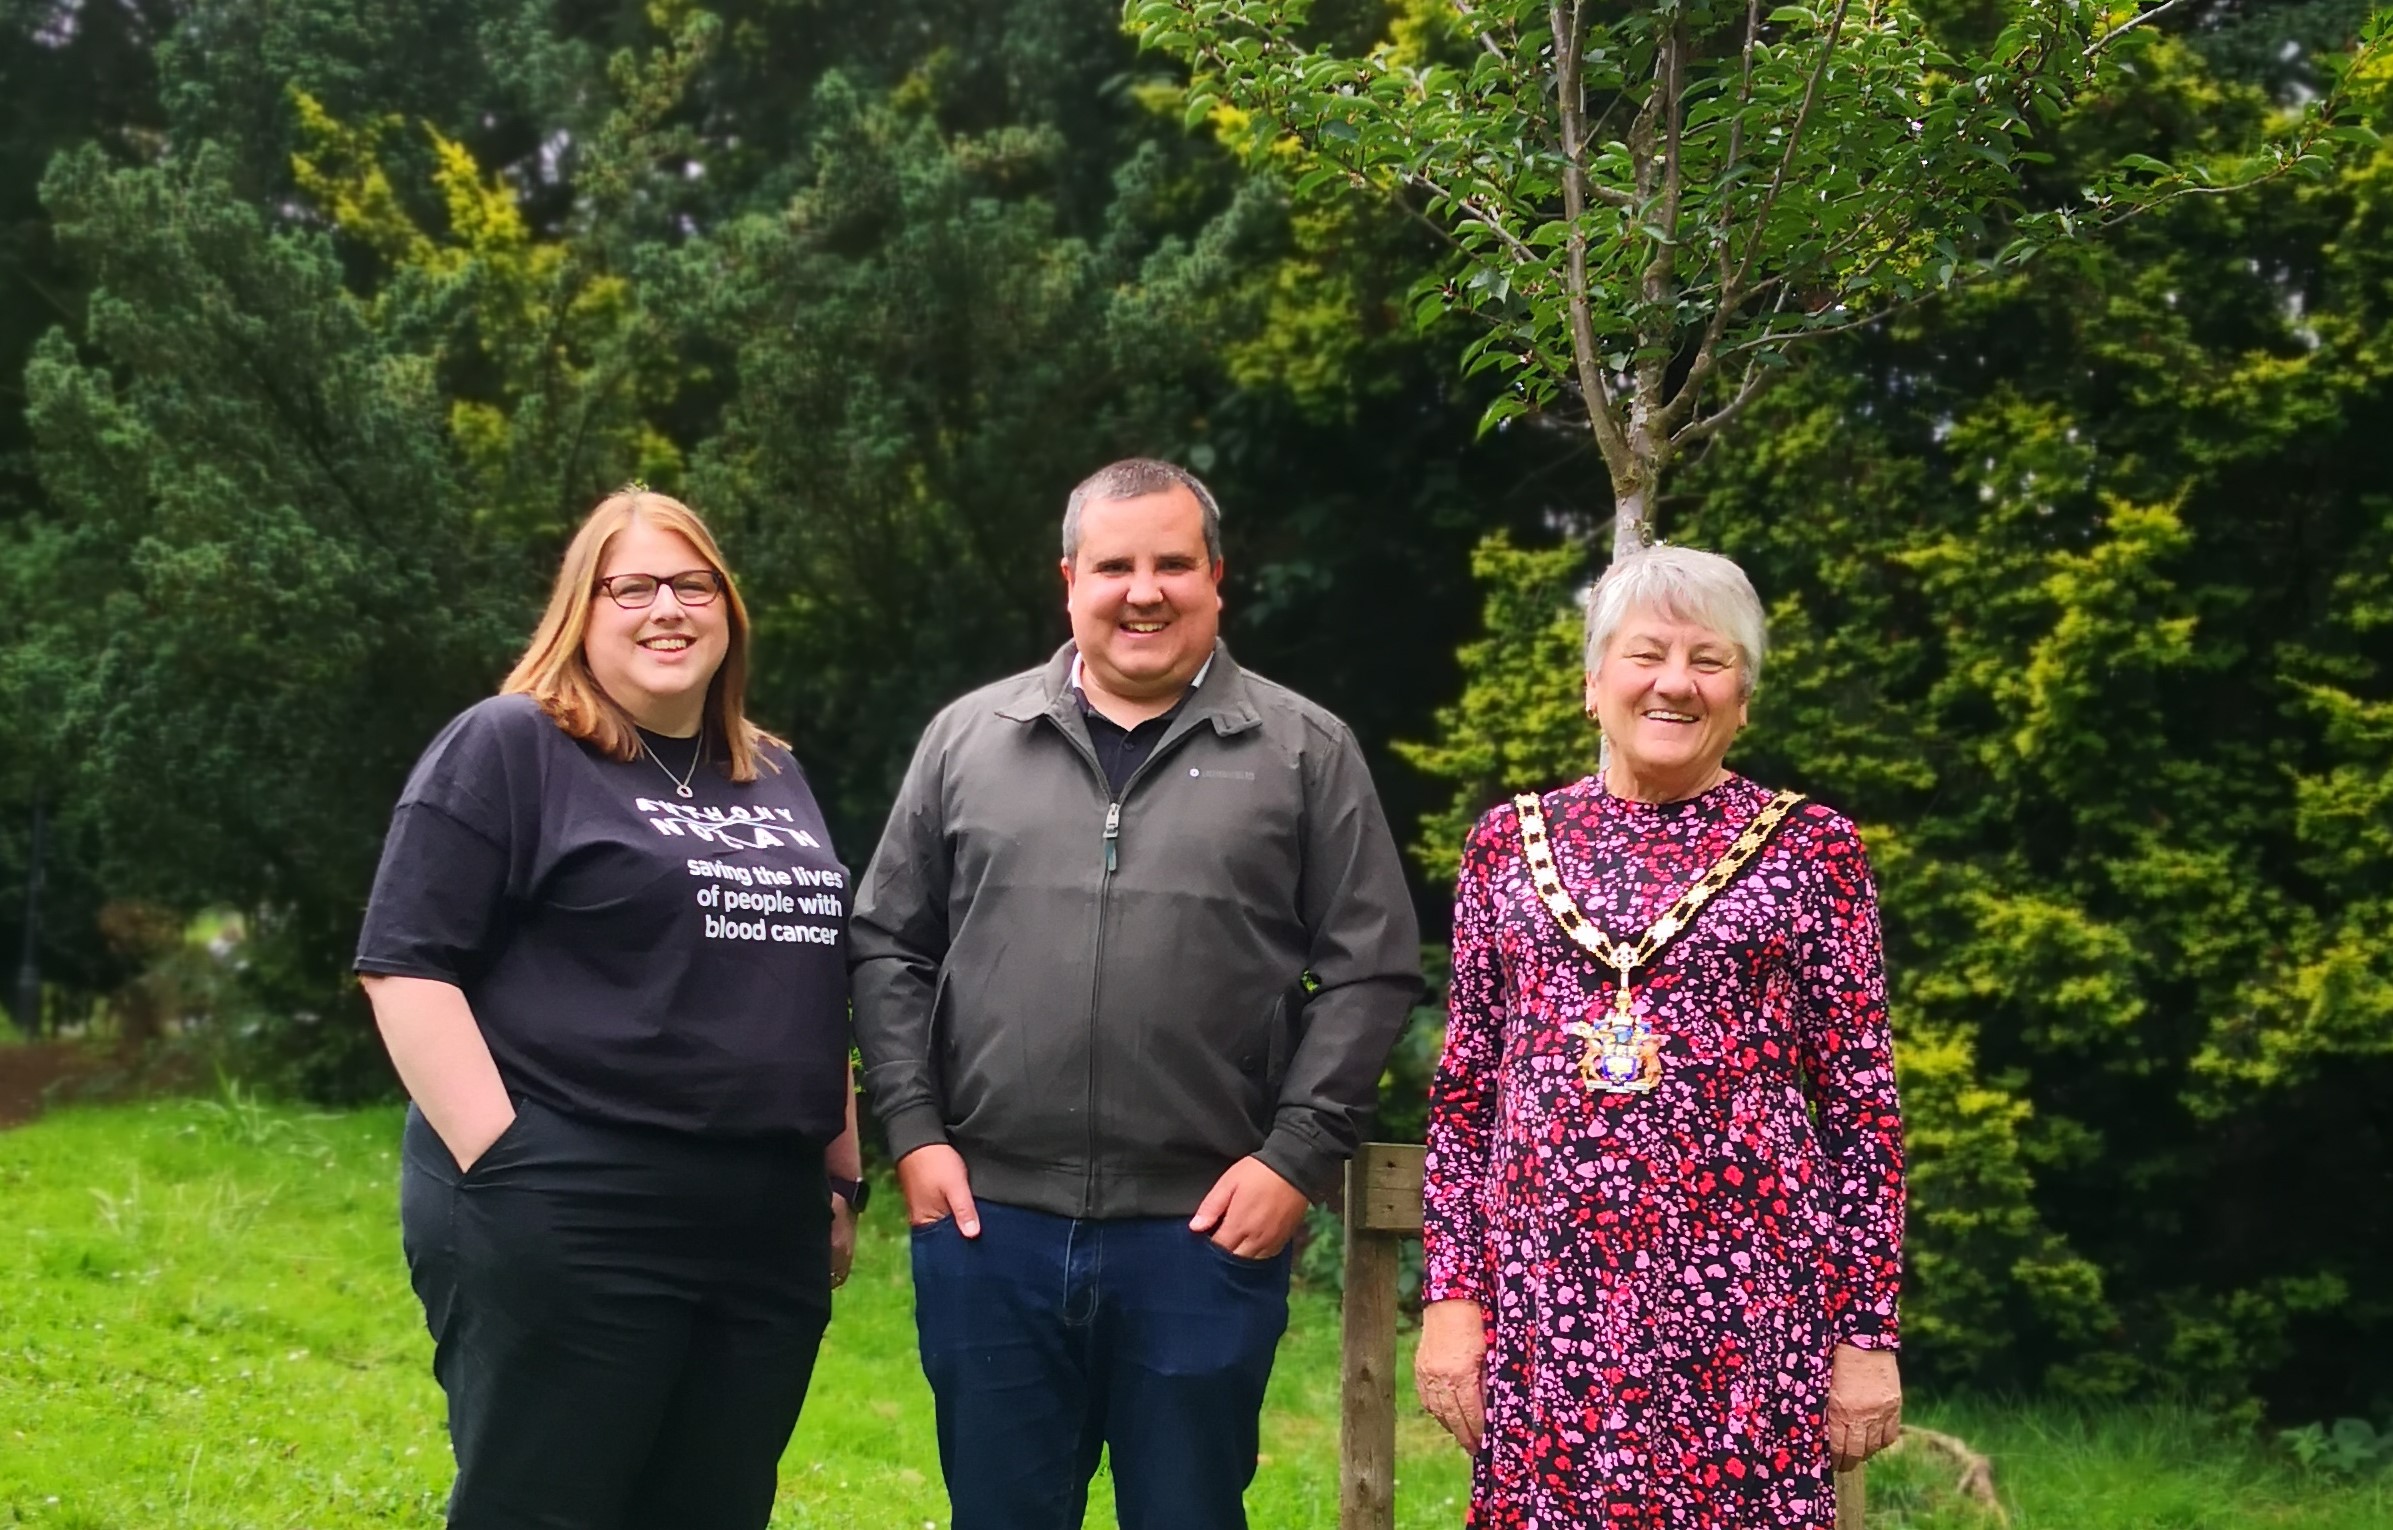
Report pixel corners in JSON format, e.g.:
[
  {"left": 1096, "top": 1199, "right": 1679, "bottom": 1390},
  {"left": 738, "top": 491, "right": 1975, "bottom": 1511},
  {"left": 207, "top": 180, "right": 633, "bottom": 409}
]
[{"left": 1, "top": 1100, "right": 2384, "bottom": 1529}]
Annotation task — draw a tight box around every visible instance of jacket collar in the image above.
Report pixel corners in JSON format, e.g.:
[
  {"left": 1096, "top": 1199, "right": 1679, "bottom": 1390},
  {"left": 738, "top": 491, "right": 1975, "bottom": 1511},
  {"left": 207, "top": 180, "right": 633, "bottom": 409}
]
[{"left": 996, "top": 639, "right": 1262, "bottom": 737}]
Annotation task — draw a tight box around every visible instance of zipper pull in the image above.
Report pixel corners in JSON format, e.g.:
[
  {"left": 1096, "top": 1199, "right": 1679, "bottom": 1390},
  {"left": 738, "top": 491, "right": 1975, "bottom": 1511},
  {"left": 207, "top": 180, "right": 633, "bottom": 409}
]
[{"left": 1103, "top": 801, "right": 1122, "bottom": 873}]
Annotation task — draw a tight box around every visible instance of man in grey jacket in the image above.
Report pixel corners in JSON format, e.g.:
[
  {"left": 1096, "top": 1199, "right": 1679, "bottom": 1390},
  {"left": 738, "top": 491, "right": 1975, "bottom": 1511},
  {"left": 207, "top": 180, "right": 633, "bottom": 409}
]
[{"left": 851, "top": 458, "right": 1422, "bottom": 1530}]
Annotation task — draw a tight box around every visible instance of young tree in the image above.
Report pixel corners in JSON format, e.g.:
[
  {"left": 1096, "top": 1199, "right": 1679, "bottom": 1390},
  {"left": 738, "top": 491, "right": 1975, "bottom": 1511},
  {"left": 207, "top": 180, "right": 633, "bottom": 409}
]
[{"left": 1131, "top": 0, "right": 2389, "bottom": 556}]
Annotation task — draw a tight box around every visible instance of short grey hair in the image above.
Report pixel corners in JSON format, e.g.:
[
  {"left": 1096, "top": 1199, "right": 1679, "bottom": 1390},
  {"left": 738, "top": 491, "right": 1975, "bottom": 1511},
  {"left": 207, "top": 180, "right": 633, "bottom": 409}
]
[
  {"left": 1062, "top": 458, "right": 1224, "bottom": 565},
  {"left": 1583, "top": 544, "right": 1768, "bottom": 698}
]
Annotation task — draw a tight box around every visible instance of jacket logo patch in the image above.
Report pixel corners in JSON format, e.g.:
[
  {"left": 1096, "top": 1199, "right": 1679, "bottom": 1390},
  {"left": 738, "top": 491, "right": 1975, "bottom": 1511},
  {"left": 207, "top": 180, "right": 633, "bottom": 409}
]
[{"left": 1188, "top": 768, "right": 1258, "bottom": 781}]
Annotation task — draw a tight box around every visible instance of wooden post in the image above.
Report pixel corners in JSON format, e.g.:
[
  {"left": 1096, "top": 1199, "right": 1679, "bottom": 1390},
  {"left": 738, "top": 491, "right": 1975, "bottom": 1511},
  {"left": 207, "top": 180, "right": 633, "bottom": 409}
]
[
  {"left": 1338, "top": 1144, "right": 1422, "bottom": 1530},
  {"left": 1336, "top": 1141, "right": 1867, "bottom": 1526},
  {"left": 1337, "top": 1193, "right": 1397, "bottom": 1530}
]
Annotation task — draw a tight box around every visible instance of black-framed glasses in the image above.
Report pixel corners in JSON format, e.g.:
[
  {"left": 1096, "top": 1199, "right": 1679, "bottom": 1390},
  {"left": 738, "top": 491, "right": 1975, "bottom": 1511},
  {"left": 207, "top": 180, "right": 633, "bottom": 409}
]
[{"left": 594, "top": 569, "right": 726, "bottom": 609}]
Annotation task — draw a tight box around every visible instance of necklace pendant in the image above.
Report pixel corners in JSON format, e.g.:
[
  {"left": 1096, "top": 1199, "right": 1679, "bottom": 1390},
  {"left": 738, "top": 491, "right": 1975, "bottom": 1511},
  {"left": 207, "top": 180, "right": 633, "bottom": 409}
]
[
  {"left": 1577, "top": 1005, "right": 1663, "bottom": 1096},
  {"left": 1512, "top": 789, "right": 1806, "bottom": 1106},
  {"left": 676, "top": 784, "right": 694, "bottom": 798}
]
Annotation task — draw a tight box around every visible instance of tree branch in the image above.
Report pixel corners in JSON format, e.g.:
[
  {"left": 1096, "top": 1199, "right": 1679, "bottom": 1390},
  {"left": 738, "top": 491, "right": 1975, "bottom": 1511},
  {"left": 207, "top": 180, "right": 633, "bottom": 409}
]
[
  {"left": 1386, "top": 183, "right": 1476, "bottom": 258},
  {"left": 1720, "top": 294, "right": 1907, "bottom": 358},
  {"left": 1660, "top": 0, "right": 1763, "bottom": 432},
  {"left": 1643, "top": 21, "right": 1689, "bottom": 303},
  {"left": 1436, "top": 0, "right": 1584, "bottom": 185},
  {"left": 1549, "top": 0, "right": 1635, "bottom": 484},
  {"left": 1633, "top": 19, "right": 1689, "bottom": 441},
  {"left": 1403, "top": 170, "right": 1545, "bottom": 266},
  {"left": 1724, "top": 0, "right": 1854, "bottom": 316},
  {"left": 1450, "top": 0, "right": 1518, "bottom": 69},
  {"left": 2085, "top": 0, "right": 2200, "bottom": 59},
  {"left": 1674, "top": 358, "right": 1783, "bottom": 447},
  {"left": 1582, "top": 177, "right": 1638, "bottom": 211}
]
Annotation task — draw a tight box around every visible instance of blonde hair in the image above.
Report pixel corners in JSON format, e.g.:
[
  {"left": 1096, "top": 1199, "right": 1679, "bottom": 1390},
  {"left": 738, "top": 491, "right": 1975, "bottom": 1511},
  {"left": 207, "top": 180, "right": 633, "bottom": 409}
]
[{"left": 502, "top": 487, "right": 780, "bottom": 781}]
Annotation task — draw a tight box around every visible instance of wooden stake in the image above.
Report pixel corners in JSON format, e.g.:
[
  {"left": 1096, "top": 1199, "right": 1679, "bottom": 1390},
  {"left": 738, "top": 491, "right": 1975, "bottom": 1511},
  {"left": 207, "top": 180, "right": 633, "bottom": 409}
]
[{"left": 1338, "top": 1153, "right": 1402, "bottom": 1530}]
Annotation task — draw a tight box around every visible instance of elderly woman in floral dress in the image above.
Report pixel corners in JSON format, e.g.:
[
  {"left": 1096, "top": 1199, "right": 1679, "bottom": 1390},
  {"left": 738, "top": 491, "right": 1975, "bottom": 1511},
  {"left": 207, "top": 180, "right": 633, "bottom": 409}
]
[{"left": 1415, "top": 544, "right": 1904, "bottom": 1529}]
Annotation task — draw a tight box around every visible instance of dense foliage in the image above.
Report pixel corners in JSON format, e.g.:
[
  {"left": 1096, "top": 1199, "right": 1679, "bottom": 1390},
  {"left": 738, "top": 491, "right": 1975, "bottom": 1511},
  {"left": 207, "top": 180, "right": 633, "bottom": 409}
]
[
  {"left": 0, "top": 0, "right": 1561, "bottom": 1080},
  {"left": 1134, "top": 0, "right": 2387, "bottom": 549},
  {"left": 1, "top": 0, "right": 2388, "bottom": 1417},
  {"left": 1401, "top": 17, "right": 2393, "bottom": 1415}
]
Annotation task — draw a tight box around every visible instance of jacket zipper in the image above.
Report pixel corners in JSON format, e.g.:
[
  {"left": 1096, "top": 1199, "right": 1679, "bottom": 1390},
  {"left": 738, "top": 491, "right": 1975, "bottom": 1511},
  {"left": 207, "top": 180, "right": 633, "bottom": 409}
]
[
  {"left": 1040, "top": 717, "right": 1115, "bottom": 1220},
  {"left": 1055, "top": 708, "right": 1219, "bottom": 1217},
  {"left": 1084, "top": 794, "right": 1115, "bottom": 1217}
]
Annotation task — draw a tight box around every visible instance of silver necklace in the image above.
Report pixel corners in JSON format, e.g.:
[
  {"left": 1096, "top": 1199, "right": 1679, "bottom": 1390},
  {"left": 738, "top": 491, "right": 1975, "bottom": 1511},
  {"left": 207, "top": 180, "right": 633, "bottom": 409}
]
[{"left": 646, "top": 732, "right": 704, "bottom": 798}]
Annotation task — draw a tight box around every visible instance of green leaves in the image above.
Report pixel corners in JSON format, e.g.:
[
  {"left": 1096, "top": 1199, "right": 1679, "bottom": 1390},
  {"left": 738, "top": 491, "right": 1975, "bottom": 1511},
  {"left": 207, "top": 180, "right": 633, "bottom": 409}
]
[
  {"left": 1394, "top": 82, "right": 2393, "bottom": 1399},
  {"left": 1129, "top": 0, "right": 2393, "bottom": 539},
  {"left": 19, "top": 143, "right": 508, "bottom": 949}
]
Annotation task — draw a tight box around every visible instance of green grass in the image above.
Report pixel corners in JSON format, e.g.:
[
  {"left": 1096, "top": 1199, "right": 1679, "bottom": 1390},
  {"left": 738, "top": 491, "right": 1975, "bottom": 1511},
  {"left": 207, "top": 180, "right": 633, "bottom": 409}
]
[{"left": 2, "top": 1100, "right": 2386, "bottom": 1528}]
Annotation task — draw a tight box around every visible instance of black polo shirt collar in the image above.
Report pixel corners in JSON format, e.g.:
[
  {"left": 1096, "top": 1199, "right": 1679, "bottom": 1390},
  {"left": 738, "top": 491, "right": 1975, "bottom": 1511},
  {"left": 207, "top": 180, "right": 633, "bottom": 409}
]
[{"left": 1070, "top": 651, "right": 1215, "bottom": 799}]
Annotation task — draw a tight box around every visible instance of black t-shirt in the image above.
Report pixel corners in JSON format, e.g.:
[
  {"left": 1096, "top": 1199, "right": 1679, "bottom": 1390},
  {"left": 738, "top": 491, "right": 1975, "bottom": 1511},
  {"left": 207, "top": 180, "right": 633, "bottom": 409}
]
[{"left": 355, "top": 694, "right": 850, "bottom": 1141}]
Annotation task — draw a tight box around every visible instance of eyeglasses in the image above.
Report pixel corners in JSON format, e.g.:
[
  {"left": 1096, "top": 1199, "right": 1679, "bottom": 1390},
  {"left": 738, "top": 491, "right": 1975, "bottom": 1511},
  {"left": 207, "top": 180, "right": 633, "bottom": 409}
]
[{"left": 594, "top": 569, "right": 726, "bottom": 609}]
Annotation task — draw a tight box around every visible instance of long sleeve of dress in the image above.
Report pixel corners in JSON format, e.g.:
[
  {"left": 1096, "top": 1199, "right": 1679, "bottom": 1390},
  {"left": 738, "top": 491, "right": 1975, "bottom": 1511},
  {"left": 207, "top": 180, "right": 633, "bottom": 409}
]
[
  {"left": 1421, "top": 808, "right": 1511, "bottom": 1307},
  {"left": 1794, "top": 813, "right": 1905, "bottom": 1348}
]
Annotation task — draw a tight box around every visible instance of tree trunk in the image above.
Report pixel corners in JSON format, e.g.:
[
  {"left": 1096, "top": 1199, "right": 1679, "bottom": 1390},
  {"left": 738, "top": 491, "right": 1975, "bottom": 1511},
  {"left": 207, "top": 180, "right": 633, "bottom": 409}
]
[{"left": 1612, "top": 480, "right": 1652, "bottom": 563}]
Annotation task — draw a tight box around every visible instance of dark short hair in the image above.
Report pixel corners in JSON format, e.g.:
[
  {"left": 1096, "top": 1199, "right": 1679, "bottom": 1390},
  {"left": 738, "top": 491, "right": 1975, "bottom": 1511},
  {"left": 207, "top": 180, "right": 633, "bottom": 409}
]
[{"left": 1062, "top": 459, "right": 1223, "bottom": 565}]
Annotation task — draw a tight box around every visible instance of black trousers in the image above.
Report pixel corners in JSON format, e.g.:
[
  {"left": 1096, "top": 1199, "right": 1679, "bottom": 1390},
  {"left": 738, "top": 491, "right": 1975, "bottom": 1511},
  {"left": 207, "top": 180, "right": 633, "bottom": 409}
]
[{"left": 400, "top": 1099, "right": 831, "bottom": 1530}]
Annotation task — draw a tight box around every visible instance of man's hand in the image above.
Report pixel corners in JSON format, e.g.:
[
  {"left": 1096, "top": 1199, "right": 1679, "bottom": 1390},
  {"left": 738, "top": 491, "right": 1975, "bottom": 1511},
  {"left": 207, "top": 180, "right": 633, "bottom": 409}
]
[
  {"left": 1825, "top": 1343, "right": 1902, "bottom": 1471},
  {"left": 829, "top": 1194, "right": 857, "bottom": 1288},
  {"left": 1415, "top": 1300, "right": 1488, "bottom": 1454},
  {"left": 895, "top": 1143, "right": 981, "bottom": 1236},
  {"left": 1187, "top": 1156, "right": 1308, "bottom": 1259}
]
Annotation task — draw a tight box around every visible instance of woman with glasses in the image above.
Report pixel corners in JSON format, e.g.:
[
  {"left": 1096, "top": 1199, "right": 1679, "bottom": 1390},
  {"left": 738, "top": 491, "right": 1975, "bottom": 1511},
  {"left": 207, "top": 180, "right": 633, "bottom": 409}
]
[{"left": 356, "top": 486, "right": 864, "bottom": 1530}]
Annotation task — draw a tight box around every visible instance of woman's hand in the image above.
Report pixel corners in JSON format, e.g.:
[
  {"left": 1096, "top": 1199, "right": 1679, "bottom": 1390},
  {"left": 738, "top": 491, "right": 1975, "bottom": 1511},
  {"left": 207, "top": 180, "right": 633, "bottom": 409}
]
[
  {"left": 1415, "top": 1299, "right": 1489, "bottom": 1454},
  {"left": 360, "top": 974, "right": 514, "bottom": 1173},
  {"left": 829, "top": 1194, "right": 857, "bottom": 1289},
  {"left": 447, "top": 1108, "right": 519, "bottom": 1174},
  {"left": 827, "top": 1058, "right": 863, "bottom": 1287},
  {"left": 1825, "top": 1343, "right": 1901, "bottom": 1471}
]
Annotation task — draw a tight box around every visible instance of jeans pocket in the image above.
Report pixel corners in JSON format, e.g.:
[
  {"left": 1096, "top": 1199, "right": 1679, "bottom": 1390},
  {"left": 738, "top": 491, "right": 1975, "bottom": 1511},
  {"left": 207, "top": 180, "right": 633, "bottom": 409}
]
[
  {"left": 458, "top": 1101, "right": 538, "bottom": 1184},
  {"left": 1197, "top": 1230, "right": 1286, "bottom": 1272}
]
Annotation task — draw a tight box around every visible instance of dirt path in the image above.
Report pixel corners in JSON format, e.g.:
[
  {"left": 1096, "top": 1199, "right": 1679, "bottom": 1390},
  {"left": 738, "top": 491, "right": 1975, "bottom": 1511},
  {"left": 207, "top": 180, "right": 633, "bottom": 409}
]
[{"left": 0, "top": 1041, "right": 104, "bottom": 1129}]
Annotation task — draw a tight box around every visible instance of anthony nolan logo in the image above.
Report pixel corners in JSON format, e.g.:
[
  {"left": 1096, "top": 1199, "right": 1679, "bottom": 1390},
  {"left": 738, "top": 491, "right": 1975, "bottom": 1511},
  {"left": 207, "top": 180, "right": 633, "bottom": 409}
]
[
  {"left": 1187, "top": 767, "right": 1257, "bottom": 781},
  {"left": 635, "top": 797, "right": 822, "bottom": 854}
]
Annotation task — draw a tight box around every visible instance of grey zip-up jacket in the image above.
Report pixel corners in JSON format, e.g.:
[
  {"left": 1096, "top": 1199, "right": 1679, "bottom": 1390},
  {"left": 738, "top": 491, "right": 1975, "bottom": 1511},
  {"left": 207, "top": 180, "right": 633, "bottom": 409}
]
[{"left": 850, "top": 641, "right": 1423, "bottom": 1218}]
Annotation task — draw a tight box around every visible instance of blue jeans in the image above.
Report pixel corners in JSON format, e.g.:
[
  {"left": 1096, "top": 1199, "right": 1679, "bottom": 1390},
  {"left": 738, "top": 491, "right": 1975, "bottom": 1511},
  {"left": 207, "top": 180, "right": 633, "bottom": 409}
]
[{"left": 911, "top": 1202, "right": 1293, "bottom": 1530}]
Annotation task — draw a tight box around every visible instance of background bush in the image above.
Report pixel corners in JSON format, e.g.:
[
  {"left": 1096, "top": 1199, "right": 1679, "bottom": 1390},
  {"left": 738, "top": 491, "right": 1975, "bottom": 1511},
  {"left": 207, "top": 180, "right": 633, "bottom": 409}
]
[{"left": 0, "top": 0, "right": 2387, "bottom": 1418}]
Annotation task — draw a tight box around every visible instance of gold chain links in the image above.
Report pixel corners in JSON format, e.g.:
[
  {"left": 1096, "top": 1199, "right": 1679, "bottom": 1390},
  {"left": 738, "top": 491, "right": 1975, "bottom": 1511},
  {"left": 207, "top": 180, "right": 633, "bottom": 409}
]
[{"left": 1514, "top": 786, "right": 1805, "bottom": 1002}]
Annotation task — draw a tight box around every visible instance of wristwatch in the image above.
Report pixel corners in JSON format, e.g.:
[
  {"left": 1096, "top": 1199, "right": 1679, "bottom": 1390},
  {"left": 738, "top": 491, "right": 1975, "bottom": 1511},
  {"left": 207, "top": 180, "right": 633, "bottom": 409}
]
[{"left": 828, "top": 1174, "right": 870, "bottom": 1214}]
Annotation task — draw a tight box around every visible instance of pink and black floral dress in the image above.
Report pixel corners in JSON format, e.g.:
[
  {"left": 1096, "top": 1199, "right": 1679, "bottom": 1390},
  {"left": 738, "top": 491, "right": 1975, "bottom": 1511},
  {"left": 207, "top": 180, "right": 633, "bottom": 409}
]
[{"left": 1423, "top": 774, "right": 1903, "bottom": 1529}]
